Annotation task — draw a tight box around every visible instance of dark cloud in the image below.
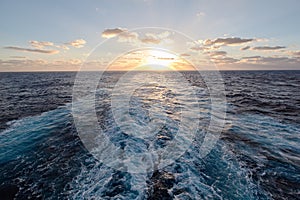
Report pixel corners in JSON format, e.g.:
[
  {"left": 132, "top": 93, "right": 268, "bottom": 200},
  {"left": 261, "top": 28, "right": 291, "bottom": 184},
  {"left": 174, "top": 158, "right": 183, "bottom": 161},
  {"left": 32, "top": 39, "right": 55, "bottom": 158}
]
[
  {"left": 180, "top": 53, "right": 190, "bottom": 57},
  {"left": 241, "top": 46, "right": 251, "bottom": 50},
  {"left": 156, "top": 57, "right": 175, "bottom": 60},
  {"left": 290, "top": 51, "right": 300, "bottom": 56},
  {"left": 211, "top": 56, "right": 239, "bottom": 64},
  {"left": 252, "top": 46, "right": 286, "bottom": 50},
  {"left": 4, "top": 46, "right": 59, "bottom": 54},
  {"left": 240, "top": 56, "right": 297, "bottom": 65},
  {"left": 204, "top": 37, "right": 254, "bottom": 46},
  {"left": 206, "top": 51, "right": 227, "bottom": 57},
  {"left": 10, "top": 56, "right": 26, "bottom": 59},
  {"left": 241, "top": 56, "right": 261, "bottom": 59},
  {"left": 259, "top": 56, "right": 295, "bottom": 63}
]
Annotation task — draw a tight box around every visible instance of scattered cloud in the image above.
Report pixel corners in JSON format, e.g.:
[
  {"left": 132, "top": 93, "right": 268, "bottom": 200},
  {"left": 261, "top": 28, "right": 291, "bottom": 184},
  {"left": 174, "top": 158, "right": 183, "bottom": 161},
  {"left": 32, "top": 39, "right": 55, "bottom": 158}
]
[
  {"left": 118, "top": 31, "right": 139, "bottom": 43},
  {"left": 140, "top": 36, "right": 160, "bottom": 44},
  {"left": 101, "top": 28, "right": 172, "bottom": 45},
  {"left": 4, "top": 46, "right": 59, "bottom": 54},
  {"left": 252, "top": 46, "right": 286, "bottom": 51},
  {"left": 241, "top": 46, "right": 251, "bottom": 50},
  {"left": 65, "top": 39, "right": 86, "bottom": 48},
  {"left": 102, "top": 28, "right": 127, "bottom": 38},
  {"left": 56, "top": 45, "right": 70, "bottom": 50},
  {"left": 30, "top": 40, "right": 54, "bottom": 49},
  {"left": 30, "top": 39, "right": 82, "bottom": 50},
  {"left": 140, "top": 31, "right": 171, "bottom": 44}
]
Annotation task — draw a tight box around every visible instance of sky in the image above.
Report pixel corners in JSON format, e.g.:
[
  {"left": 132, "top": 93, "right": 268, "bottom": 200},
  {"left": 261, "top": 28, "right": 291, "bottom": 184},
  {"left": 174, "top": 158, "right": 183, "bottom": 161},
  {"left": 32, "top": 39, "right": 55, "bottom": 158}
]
[{"left": 0, "top": 0, "right": 300, "bottom": 71}]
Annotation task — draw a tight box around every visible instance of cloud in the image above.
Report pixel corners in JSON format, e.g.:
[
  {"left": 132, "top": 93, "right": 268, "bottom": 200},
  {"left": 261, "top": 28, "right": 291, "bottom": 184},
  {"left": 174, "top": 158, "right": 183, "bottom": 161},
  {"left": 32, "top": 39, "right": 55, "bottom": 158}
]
[
  {"left": 10, "top": 56, "right": 27, "bottom": 59},
  {"left": 241, "top": 56, "right": 261, "bottom": 59},
  {"left": 101, "top": 28, "right": 142, "bottom": 44},
  {"left": 189, "top": 37, "right": 254, "bottom": 52},
  {"left": 0, "top": 58, "right": 84, "bottom": 71},
  {"left": 209, "top": 54, "right": 299, "bottom": 66},
  {"left": 102, "top": 28, "right": 172, "bottom": 45},
  {"left": 102, "top": 28, "right": 127, "bottom": 38},
  {"left": 259, "top": 56, "right": 296, "bottom": 63},
  {"left": 239, "top": 55, "right": 297, "bottom": 65},
  {"left": 140, "top": 31, "right": 171, "bottom": 44},
  {"left": 30, "top": 40, "right": 54, "bottom": 49},
  {"left": 211, "top": 56, "right": 239, "bottom": 64},
  {"left": 180, "top": 53, "right": 190, "bottom": 57},
  {"left": 206, "top": 51, "right": 227, "bottom": 57},
  {"left": 239, "top": 56, "right": 262, "bottom": 64},
  {"left": 4, "top": 46, "right": 59, "bottom": 54},
  {"left": 204, "top": 37, "right": 254, "bottom": 46},
  {"left": 30, "top": 40, "right": 82, "bottom": 50},
  {"left": 190, "top": 45, "right": 204, "bottom": 52},
  {"left": 0, "top": 59, "right": 48, "bottom": 68},
  {"left": 65, "top": 39, "right": 86, "bottom": 48},
  {"left": 56, "top": 45, "right": 70, "bottom": 50},
  {"left": 118, "top": 31, "right": 139, "bottom": 43},
  {"left": 196, "top": 12, "right": 206, "bottom": 17},
  {"left": 156, "top": 57, "right": 175, "bottom": 60},
  {"left": 290, "top": 51, "right": 300, "bottom": 57},
  {"left": 140, "top": 36, "right": 161, "bottom": 44},
  {"left": 252, "top": 46, "right": 286, "bottom": 51},
  {"left": 241, "top": 46, "right": 251, "bottom": 50}
]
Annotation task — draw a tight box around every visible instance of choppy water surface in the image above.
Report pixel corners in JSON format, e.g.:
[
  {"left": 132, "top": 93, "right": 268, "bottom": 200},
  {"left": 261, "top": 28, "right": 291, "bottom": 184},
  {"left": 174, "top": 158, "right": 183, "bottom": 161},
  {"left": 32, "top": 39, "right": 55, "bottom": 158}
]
[{"left": 0, "top": 71, "right": 299, "bottom": 199}]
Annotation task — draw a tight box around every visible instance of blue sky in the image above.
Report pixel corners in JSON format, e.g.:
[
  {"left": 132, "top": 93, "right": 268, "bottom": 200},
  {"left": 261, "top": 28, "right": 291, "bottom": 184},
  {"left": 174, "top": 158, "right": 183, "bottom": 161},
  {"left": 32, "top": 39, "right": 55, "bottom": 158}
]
[{"left": 1, "top": 0, "right": 300, "bottom": 71}]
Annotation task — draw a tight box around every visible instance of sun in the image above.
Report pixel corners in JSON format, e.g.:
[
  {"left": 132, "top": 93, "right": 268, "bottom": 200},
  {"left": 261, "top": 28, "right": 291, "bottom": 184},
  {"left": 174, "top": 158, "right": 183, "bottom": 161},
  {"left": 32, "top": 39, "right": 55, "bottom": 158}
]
[
  {"left": 107, "top": 49, "right": 188, "bottom": 71},
  {"left": 141, "top": 49, "right": 178, "bottom": 70}
]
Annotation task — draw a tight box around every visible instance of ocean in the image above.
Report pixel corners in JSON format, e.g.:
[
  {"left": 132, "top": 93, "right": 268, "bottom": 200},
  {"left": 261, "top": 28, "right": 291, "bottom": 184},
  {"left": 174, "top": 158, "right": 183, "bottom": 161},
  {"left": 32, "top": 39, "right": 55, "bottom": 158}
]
[{"left": 0, "top": 71, "right": 299, "bottom": 199}]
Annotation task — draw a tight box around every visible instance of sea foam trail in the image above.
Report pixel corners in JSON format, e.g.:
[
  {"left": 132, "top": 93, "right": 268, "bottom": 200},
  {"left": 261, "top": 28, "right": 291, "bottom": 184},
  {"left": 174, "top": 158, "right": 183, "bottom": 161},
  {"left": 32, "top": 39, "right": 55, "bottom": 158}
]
[{"left": 69, "top": 72, "right": 267, "bottom": 199}]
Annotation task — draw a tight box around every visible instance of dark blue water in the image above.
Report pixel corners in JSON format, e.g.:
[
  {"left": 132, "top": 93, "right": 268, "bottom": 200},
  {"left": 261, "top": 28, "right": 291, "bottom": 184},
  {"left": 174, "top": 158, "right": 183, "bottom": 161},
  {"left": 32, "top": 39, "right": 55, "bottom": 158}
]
[{"left": 0, "top": 71, "right": 299, "bottom": 199}]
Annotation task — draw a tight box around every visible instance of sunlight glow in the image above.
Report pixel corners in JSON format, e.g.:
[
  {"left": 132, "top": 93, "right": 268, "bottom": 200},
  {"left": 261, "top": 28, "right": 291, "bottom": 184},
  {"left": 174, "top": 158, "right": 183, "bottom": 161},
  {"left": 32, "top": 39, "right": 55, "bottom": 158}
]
[{"left": 142, "top": 50, "right": 178, "bottom": 70}]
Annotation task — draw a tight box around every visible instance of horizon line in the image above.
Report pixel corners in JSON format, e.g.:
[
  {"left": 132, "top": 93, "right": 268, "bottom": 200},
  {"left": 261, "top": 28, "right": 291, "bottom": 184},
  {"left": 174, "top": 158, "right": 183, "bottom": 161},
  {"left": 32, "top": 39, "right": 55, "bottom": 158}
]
[{"left": 1, "top": 69, "right": 300, "bottom": 73}]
